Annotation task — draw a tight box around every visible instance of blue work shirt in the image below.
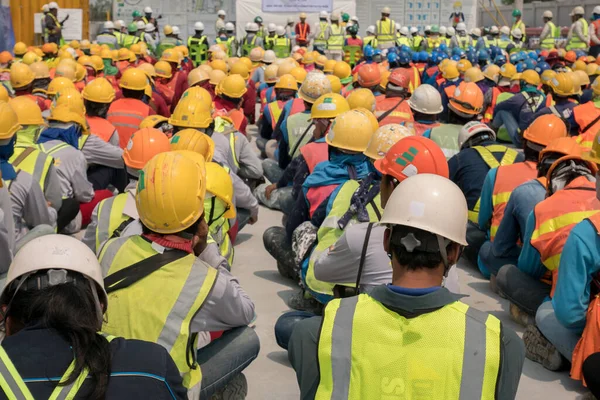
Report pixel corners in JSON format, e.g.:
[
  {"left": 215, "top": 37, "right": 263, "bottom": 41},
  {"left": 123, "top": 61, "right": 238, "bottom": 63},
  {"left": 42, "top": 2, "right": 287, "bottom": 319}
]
[
  {"left": 478, "top": 168, "right": 498, "bottom": 230},
  {"left": 494, "top": 88, "right": 546, "bottom": 131},
  {"left": 580, "top": 88, "right": 594, "bottom": 105},
  {"left": 517, "top": 211, "right": 546, "bottom": 280},
  {"left": 439, "top": 78, "right": 462, "bottom": 122}
]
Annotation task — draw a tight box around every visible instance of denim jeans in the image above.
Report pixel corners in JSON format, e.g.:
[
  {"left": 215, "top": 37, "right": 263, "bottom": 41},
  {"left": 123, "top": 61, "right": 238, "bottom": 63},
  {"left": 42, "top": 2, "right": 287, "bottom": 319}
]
[
  {"left": 492, "top": 110, "right": 522, "bottom": 147},
  {"left": 274, "top": 311, "right": 317, "bottom": 350},
  {"left": 262, "top": 159, "right": 284, "bottom": 184},
  {"left": 478, "top": 240, "right": 520, "bottom": 278},
  {"left": 497, "top": 264, "right": 551, "bottom": 316},
  {"left": 197, "top": 326, "right": 260, "bottom": 399},
  {"left": 536, "top": 301, "right": 581, "bottom": 362}
]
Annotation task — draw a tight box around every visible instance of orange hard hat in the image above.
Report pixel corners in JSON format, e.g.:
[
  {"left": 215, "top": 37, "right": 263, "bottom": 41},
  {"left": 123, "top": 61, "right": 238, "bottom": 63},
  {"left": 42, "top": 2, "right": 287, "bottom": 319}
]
[
  {"left": 539, "top": 137, "right": 582, "bottom": 163},
  {"left": 564, "top": 50, "right": 577, "bottom": 64},
  {"left": 357, "top": 64, "right": 381, "bottom": 88},
  {"left": 388, "top": 68, "right": 411, "bottom": 92},
  {"left": 0, "top": 51, "right": 13, "bottom": 64},
  {"left": 448, "top": 82, "right": 484, "bottom": 116},
  {"left": 523, "top": 114, "right": 567, "bottom": 147},
  {"left": 374, "top": 136, "right": 449, "bottom": 182},
  {"left": 123, "top": 128, "right": 171, "bottom": 170}
]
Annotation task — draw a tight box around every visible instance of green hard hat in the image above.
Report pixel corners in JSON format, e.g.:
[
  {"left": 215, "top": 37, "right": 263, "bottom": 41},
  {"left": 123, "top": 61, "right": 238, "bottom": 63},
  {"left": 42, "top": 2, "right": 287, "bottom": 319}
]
[
  {"left": 512, "top": 9, "right": 522, "bottom": 17},
  {"left": 254, "top": 16, "right": 263, "bottom": 24},
  {"left": 132, "top": 10, "right": 142, "bottom": 17},
  {"left": 348, "top": 24, "right": 358, "bottom": 34},
  {"left": 128, "top": 22, "right": 137, "bottom": 33},
  {"left": 342, "top": 13, "right": 350, "bottom": 22},
  {"left": 431, "top": 25, "right": 440, "bottom": 33}
]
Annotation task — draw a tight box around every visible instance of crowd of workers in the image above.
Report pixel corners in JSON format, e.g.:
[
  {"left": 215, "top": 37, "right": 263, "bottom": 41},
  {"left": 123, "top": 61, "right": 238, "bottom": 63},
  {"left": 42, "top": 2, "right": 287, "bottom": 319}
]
[{"left": 3, "top": 2, "right": 600, "bottom": 399}]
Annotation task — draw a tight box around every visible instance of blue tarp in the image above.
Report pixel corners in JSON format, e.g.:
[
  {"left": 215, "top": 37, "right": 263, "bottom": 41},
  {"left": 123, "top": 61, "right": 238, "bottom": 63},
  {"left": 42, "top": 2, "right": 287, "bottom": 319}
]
[{"left": 0, "top": 6, "right": 15, "bottom": 53}]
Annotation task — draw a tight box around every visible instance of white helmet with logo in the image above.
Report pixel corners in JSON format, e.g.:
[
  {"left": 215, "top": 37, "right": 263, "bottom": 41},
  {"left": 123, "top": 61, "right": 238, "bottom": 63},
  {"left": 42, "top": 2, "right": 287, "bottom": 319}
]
[
  {"left": 458, "top": 121, "right": 496, "bottom": 149},
  {"left": 103, "top": 21, "right": 115, "bottom": 30}
]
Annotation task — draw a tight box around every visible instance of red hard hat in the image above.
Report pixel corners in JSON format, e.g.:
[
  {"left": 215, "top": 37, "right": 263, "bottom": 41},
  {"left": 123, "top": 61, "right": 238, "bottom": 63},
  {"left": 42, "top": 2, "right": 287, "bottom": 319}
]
[{"left": 388, "top": 68, "right": 411, "bottom": 91}]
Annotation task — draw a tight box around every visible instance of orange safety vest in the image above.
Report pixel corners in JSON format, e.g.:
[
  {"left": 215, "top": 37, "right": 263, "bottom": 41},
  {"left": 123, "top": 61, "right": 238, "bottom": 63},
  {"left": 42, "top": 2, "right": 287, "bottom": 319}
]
[
  {"left": 374, "top": 96, "right": 414, "bottom": 126},
  {"left": 297, "top": 23, "right": 309, "bottom": 42},
  {"left": 403, "top": 121, "right": 441, "bottom": 136},
  {"left": 530, "top": 177, "right": 599, "bottom": 297},
  {"left": 574, "top": 101, "right": 600, "bottom": 136},
  {"left": 490, "top": 161, "right": 538, "bottom": 240},
  {"left": 406, "top": 66, "right": 421, "bottom": 94},
  {"left": 116, "top": 61, "right": 130, "bottom": 74},
  {"left": 576, "top": 131, "right": 596, "bottom": 152},
  {"left": 155, "top": 80, "right": 175, "bottom": 106},
  {"left": 86, "top": 116, "right": 116, "bottom": 143},
  {"left": 300, "top": 141, "right": 336, "bottom": 218},
  {"left": 74, "top": 81, "right": 85, "bottom": 92},
  {"left": 267, "top": 100, "right": 285, "bottom": 130},
  {"left": 106, "top": 98, "right": 152, "bottom": 148},
  {"left": 288, "top": 97, "right": 305, "bottom": 117},
  {"left": 483, "top": 87, "right": 501, "bottom": 123},
  {"left": 21, "top": 94, "right": 48, "bottom": 111}
]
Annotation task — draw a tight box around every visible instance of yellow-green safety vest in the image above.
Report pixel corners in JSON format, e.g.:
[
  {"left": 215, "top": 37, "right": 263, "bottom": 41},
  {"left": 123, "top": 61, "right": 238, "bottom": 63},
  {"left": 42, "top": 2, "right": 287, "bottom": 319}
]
[
  {"left": 205, "top": 195, "right": 234, "bottom": 265},
  {"left": 241, "top": 35, "right": 257, "bottom": 57},
  {"left": 315, "top": 294, "right": 501, "bottom": 399},
  {"left": 273, "top": 36, "right": 291, "bottom": 58},
  {"left": 188, "top": 36, "right": 208, "bottom": 65},
  {"left": 396, "top": 36, "right": 411, "bottom": 47},
  {"left": 327, "top": 25, "right": 344, "bottom": 50},
  {"left": 511, "top": 20, "right": 527, "bottom": 41},
  {"left": 265, "top": 35, "right": 277, "bottom": 49},
  {"left": 363, "top": 36, "right": 379, "bottom": 49},
  {"left": 114, "top": 31, "right": 125, "bottom": 47},
  {"left": 122, "top": 34, "right": 140, "bottom": 49},
  {"left": 412, "top": 36, "right": 423, "bottom": 51},
  {"left": 287, "top": 112, "right": 314, "bottom": 158},
  {"left": 426, "top": 37, "right": 441, "bottom": 52},
  {"left": 376, "top": 18, "right": 395, "bottom": 43},
  {"left": 567, "top": 18, "right": 589, "bottom": 50},
  {"left": 9, "top": 145, "right": 53, "bottom": 193},
  {"left": 214, "top": 118, "right": 240, "bottom": 170},
  {"left": 457, "top": 35, "right": 473, "bottom": 50},
  {"left": 99, "top": 235, "right": 218, "bottom": 392},
  {"left": 315, "top": 22, "right": 330, "bottom": 45},
  {"left": 483, "top": 37, "right": 498, "bottom": 47},
  {"left": 306, "top": 180, "right": 381, "bottom": 296},
  {"left": 429, "top": 124, "right": 462, "bottom": 160},
  {"left": 216, "top": 36, "right": 236, "bottom": 56},
  {"left": 498, "top": 37, "right": 512, "bottom": 49},
  {"left": 93, "top": 192, "right": 132, "bottom": 252},
  {"left": 541, "top": 22, "right": 560, "bottom": 50}
]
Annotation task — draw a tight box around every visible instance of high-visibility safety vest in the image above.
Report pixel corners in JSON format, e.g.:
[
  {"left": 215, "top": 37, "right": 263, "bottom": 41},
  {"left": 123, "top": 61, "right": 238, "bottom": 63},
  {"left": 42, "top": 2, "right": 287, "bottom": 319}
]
[
  {"left": 216, "top": 36, "right": 236, "bottom": 56},
  {"left": 343, "top": 45, "right": 362, "bottom": 66},
  {"left": 45, "top": 13, "right": 61, "bottom": 37},
  {"left": 86, "top": 116, "right": 116, "bottom": 143},
  {"left": 155, "top": 37, "right": 178, "bottom": 58},
  {"left": 426, "top": 37, "right": 441, "bottom": 52},
  {"left": 267, "top": 100, "right": 285, "bottom": 130},
  {"left": 541, "top": 22, "right": 560, "bottom": 50},
  {"left": 576, "top": 131, "right": 595, "bottom": 152},
  {"left": 315, "top": 22, "right": 329, "bottom": 45},
  {"left": 403, "top": 120, "right": 441, "bottom": 136},
  {"left": 265, "top": 35, "right": 277, "bottom": 49},
  {"left": 273, "top": 37, "right": 291, "bottom": 58},
  {"left": 114, "top": 31, "right": 125, "bottom": 47},
  {"left": 483, "top": 88, "right": 508, "bottom": 123},
  {"left": 0, "top": 335, "right": 117, "bottom": 399},
  {"left": 530, "top": 177, "right": 598, "bottom": 281},
  {"left": 300, "top": 141, "right": 334, "bottom": 217},
  {"left": 484, "top": 37, "right": 499, "bottom": 47},
  {"left": 188, "top": 36, "right": 208, "bottom": 65},
  {"left": 122, "top": 34, "right": 140, "bottom": 49},
  {"left": 205, "top": 194, "right": 234, "bottom": 265},
  {"left": 315, "top": 294, "right": 501, "bottom": 399},
  {"left": 107, "top": 98, "right": 152, "bottom": 148},
  {"left": 511, "top": 20, "right": 527, "bottom": 41},
  {"left": 287, "top": 112, "right": 314, "bottom": 158},
  {"left": 363, "top": 36, "right": 378, "bottom": 49},
  {"left": 374, "top": 96, "right": 414, "bottom": 125},
  {"left": 306, "top": 179, "right": 382, "bottom": 296},
  {"left": 93, "top": 192, "right": 133, "bottom": 252},
  {"left": 327, "top": 25, "right": 344, "bottom": 50},
  {"left": 241, "top": 35, "right": 257, "bottom": 57},
  {"left": 489, "top": 161, "right": 537, "bottom": 240},
  {"left": 96, "top": 33, "right": 117, "bottom": 49},
  {"left": 468, "top": 145, "right": 518, "bottom": 223},
  {"left": 8, "top": 146, "right": 53, "bottom": 193},
  {"left": 457, "top": 35, "right": 473, "bottom": 50},
  {"left": 99, "top": 235, "right": 218, "bottom": 392},
  {"left": 498, "top": 37, "right": 512, "bottom": 49},
  {"left": 376, "top": 18, "right": 395, "bottom": 43},
  {"left": 259, "top": 86, "right": 276, "bottom": 113},
  {"left": 574, "top": 101, "right": 600, "bottom": 136},
  {"left": 567, "top": 18, "right": 589, "bottom": 50},
  {"left": 297, "top": 23, "right": 310, "bottom": 42},
  {"left": 396, "top": 36, "right": 411, "bottom": 47},
  {"left": 429, "top": 124, "right": 462, "bottom": 159},
  {"left": 412, "top": 36, "right": 423, "bottom": 51}
]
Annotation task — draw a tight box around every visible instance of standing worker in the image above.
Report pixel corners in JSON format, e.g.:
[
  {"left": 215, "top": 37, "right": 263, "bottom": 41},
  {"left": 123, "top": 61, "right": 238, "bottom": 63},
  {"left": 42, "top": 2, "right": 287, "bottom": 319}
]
[
  {"left": 376, "top": 7, "right": 396, "bottom": 49},
  {"left": 566, "top": 6, "right": 589, "bottom": 52},
  {"left": 540, "top": 11, "right": 560, "bottom": 51},
  {"left": 273, "top": 26, "right": 292, "bottom": 58},
  {"left": 45, "top": 2, "right": 68, "bottom": 46},
  {"left": 188, "top": 22, "right": 209, "bottom": 66},
  {"left": 313, "top": 11, "right": 330, "bottom": 55},
  {"left": 296, "top": 13, "right": 311, "bottom": 47},
  {"left": 96, "top": 21, "right": 119, "bottom": 49},
  {"left": 511, "top": 9, "right": 526, "bottom": 44},
  {"left": 40, "top": 4, "right": 49, "bottom": 43},
  {"left": 590, "top": 6, "right": 600, "bottom": 57},
  {"left": 216, "top": 9, "right": 226, "bottom": 35},
  {"left": 241, "top": 23, "right": 263, "bottom": 57},
  {"left": 327, "top": 13, "right": 344, "bottom": 61}
]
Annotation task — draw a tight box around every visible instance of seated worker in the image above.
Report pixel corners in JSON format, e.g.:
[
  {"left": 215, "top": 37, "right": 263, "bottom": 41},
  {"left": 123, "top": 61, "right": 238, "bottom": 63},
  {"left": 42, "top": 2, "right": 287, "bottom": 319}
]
[
  {"left": 260, "top": 74, "right": 299, "bottom": 159},
  {"left": 479, "top": 137, "right": 578, "bottom": 283},
  {"left": 83, "top": 128, "right": 171, "bottom": 254},
  {"left": 99, "top": 151, "right": 258, "bottom": 399},
  {"left": 449, "top": 122, "right": 521, "bottom": 267},
  {"left": 258, "top": 64, "right": 279, "bottom": 114},
  {"left": 287, "top": 173, "right": 525, "bottom": 400},
  {"left": 482, "top": 63, "right": 516, "bottom": 123},
  {"left": 137, "top": 63, "right": 172, "bottom": 118},
  {"left": 402, "top": 84, "right": 442, "bottom": 135},
  {"left": 213, "top": 74, "right": 249, "bottom": 135},
  {"left": 0, "top": 235, "right": 188, "bottom": 399},
  {"left": 573, "top": 76, "right": 600, "bottom": 151},
  {"left": 477, "top": 114, "right": 569, "bottom": 278},
  {"left": 83, "top": 77, "right": 120, "bottom": 146},
  {"left": 499, "top": 147, "right": 598, "bottom": 330},
  {"left": 491, "top": 70, "right": 546, "bottom": 147},
  {"left": 532, "top": 73, "right": 579, "bottom": 136},
  {"left": 230, "top": 61, "right": 258, "bottom": 127},
  {"left": 10, "top": 63, "right": 49, "bottom": 111},
  {"left": 374, "top": 68, "right": 414, "bottom": 125},
  {"left": 160, "top": 49, "right": 190, "bottom": 111},
  {"left": 437, "top": 63, "right": 462, "bottom": 122}
]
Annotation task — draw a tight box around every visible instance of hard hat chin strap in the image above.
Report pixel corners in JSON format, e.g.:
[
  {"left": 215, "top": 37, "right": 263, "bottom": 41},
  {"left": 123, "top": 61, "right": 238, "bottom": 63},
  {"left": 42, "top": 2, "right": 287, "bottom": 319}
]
[{"left": 436, "top": 235, "right": 451, "bottom": 277}]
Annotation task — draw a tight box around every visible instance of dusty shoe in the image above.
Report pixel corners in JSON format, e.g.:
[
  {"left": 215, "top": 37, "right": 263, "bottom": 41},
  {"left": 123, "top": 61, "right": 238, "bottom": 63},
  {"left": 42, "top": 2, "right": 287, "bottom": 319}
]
[
  {"left": 581, "top": 392, "right": 598, "bottom": 400},
  {"left": 277, "top": 261, "right": 294, "bottom": 279},
  {"left": 288, "top": 289, "right": 323, "bottom": 314},
  {"left": 211, "top": 373, "right": 248, "bottom": 400},
  {"left": 489, "top": 275, "right": 506, "bottom": 298},
  {"left": 509, "top": 303, "right": 535, "bottom": 327},
  {"left": 523, "top": 324, "right": 565, "bottom": 371}
]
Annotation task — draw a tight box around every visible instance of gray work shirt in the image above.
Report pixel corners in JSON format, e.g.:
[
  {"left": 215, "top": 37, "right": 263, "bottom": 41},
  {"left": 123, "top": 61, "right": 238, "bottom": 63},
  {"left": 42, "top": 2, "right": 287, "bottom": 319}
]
[
  {"left": 288, "top": 286, "right": 525, "bottom": 400},
  {"left": 230, "top": 172, "right": 259, "bottom": 219},
  {"left": 0, "top": 181, "right": 15, "bottom": 274},
  {"left": 81, "top": 134, "right": 124, "bottom": 169},
  {"left": 9, "top": 171, "right": 56, "bottom": 241}
]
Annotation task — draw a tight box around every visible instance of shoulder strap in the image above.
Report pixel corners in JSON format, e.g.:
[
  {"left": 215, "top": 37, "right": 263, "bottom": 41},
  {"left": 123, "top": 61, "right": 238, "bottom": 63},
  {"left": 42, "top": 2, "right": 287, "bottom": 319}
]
[
  {"left": 104, "top": 249, "right": 188, "bottom": 294},
  {"left": 10, "top": 147, "right": 35, "bottom": 169},
  {"left": 355, "top": 222, "right": 375, "bottom": 294},
  {"left": 289, "top": 121, "right": 315, "bottom": 158},
  {"left": 377, "top": 97, "right": 406, "bottom": 122},
  {"left": 473, "top": 146, "right": 500, "bottom": 169},
  {"left": 582, "top": 112, "right": 600, "bottom": 134}
]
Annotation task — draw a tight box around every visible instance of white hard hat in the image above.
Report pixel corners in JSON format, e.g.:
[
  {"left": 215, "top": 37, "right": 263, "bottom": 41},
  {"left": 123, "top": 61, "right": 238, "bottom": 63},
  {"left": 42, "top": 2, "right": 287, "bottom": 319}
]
[
  {"left": 382, "top": 6, "right": 391, "bottom": 14},
  {"left": 0, "top": 234, "right": 108, "bottom": 309},
  {"left": 594, "top": 6, "right": 600, "bottom": 14},
  {"left": 407, "top": 84, "right": 443, "bottom": 115},
  {"left": 351, "top": 16, "right": 359, "bottom": 22},
  {"left": 287, "top": 17, "right": 294, "bottom": 24},
  {"left": 103, "top": 21, "right": 115, "bottom": 30},
  {"left": 447, "top": 27, "right": 456, "bottom": 36},
  {"left": 571, "top": 6, "right": 585, "bottom": 16},
  {"left": 48, "top": 2, "right": 58, "bottom": 9},
  {"left": 144, "top": 23, "right": 155, "bottom": 32},
  {"left": 458, "top": 121, "right": 496, "bottom": 150},
  {"left": 136, "top": 20, "right": 145, "bottom": 30},
  {"left": 471, "top": 28, "right": 481, "bottom": 37},
  {"left": 439, "top": 26, "right": 447, "bottom": 35},
  {"left": 500, "top": 26, "right": 510, "bottom": 35},
  {"left": 490, "top": 25, "right": 499, "bottom": 34},
  {"left": 380, "top": 174, "right": 468, "bottom": 246},
  {"left": 511, "top": 28, "right": 523, "bottom": 39},
  {"left": 410, "top": 27, "right": 419, "bottom": 34},
  {"left": 217, "top": 9, "right": 226, "bottom": 16},
  {"left": 245, "top": 22, "right": 252, "bottom": 31},
  {"left": 249, "top": 23, "right": 259, "bottom": 32},
  {"left": 456, "top": 22, "right": 466, "bottom": 31},
  {"left": 172, "top": 26, "right": 180, "bottom": 35},
  {"left": 292, "top": 45, "right": 300, "bottom": 53},
  {"left": 144, "top": 6, "right": 152, "bottom": 13},
  {"left": 319, "top": 11, "right": 328, "bottom": 19},
  {"left": 41, "top": 4, "right": 49, "bottom": 12},
  {"left": 263, "top": 50, "right": 276, "bottom": 63},
  {"left": 424, "top": 25, "right": 432, "bottom": 32},
  {"left": 194, "top": 21, "right": 205, "bottom": 31},
  {"left": 117, "top": 20, "right": 125, "bottom": 29},
  {"left": 225, "top": 22, "right": 235, "bottom": 31},
  {"left": 268, "top": 23, "right": 277, "bottom": 33},
  {"left": 330, "top": 12, "right": 340, "bottom": 21},
  {"left": 367, "top": 25, "right": 376, "bottom": 35},
  {"left": 395, "top": 23, "right": 402, "bottom": 31},
  {"left": 543, "top": 10, "right": 553, "bottom": 19},
  {"left": 400, "top": 26, "right": 409, "bottom": 36},
  {"left": 276, "top": 25, "right": 286, "bottom": 36}
]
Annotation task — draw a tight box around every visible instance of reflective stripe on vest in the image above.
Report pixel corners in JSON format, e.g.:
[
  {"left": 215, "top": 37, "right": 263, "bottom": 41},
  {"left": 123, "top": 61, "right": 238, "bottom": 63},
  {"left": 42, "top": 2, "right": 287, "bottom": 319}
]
[
  {"left": 39, "top": 142, "right": 70, "bottom": 157},
  {"left": 107, "top": 99, "right": 151, "bottom": 148},
  {"left": 205, "top": 196, "right": 234, "bottom": 265},
  {"left": 374, "top": 96, "right": 414, "bottom": 125},
  {"left": 229, "top": 131, "right": 240, "bottom": 169},
  {"left": 458, "top": 35, "right": 472, "bottom": 49},
  {"left": 363, "top": 36, "right": 378, "bottom": 49},
  {"left": 376, "top": 19, "right": 395, "bottom": 43},
  {"left": 512, "top": 20, "right": 526, "bottom": 40},
  {"left": 412, "top": 36, "right": 423, "bottom": 51},
  {"left": 241, "top": 35, "right": 257, "bottom": 57},
  {"left": 468, "top": 145, "right": 518, "bottom": 223},
  {"left": 490, "top": 161, "right": 537, "bottom": 240},
  {"left": 541, "top": 22, "right": 560, "bottom": 49},
  {"left": 99, "top": 235, "right": 218, "bottom": 392},
  {"left": 287, "top": 112, "right": 314, "bottom": 158},
  {"left": 315, "top": 295, "right": 501, "bottom": 399},
  {"left": 576, "top": 131, "right": 595, "bottom": 152},
  {"left": 267, "top": 100, "right": 284, "bottom": 130},
  {"left": 429, "top": 124, "right": 462, "bottom": 159},
  {"left": 483, "top": 88, "right": 508, "bottom": 122},
  {"left": 498, "top": 38, "right": 512, "bottom": 49},
  {"left": 9, "top": 146, "right": 53, "bottom": 193},
  {"left": 343, "top": 45, "right": 362, "bottom": 65},
  {"left": 327, "top": 25, "right": 344, "bottom": 50},
  {"left": 568, "top": 18, "right": 589, "bottom": 50},
  {"left": 86, "top": 116, "right": 116, "bottom": 143},
  {"left": 315, "top": 22, "right": 329, "bottom": 44},
  {"left": 188, "top": 36, "right": 208, "bottom": 64},
  {"left": 273, "top": 37, "right": 291, "bottom": 58},
  {"left": 95, "top": 192, "right": 131, "bottom": 252},
  {"left": 306, "top": 180, "right": 381, "bottom": 296},
  {"left": 483, "top": 37, "right": 498, "bottom": 47},
  {"left": 396, "top": 36, "right": 411, "bottom": 47},
  {"left": 427, "top": 37, "right": 441, "bottom": 51}
]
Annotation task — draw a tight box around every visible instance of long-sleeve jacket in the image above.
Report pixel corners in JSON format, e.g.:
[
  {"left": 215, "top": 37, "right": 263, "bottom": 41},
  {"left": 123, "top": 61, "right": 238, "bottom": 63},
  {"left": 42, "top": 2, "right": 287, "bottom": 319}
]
[
  {"left": 80, "top": 134, "right": 124, "bottom": 169},
  {"left": 0, "top": 183, "right": 15, "bottom": 274},
  {"left": 9, "top": 171, "right": 56, "bottom": 241}
]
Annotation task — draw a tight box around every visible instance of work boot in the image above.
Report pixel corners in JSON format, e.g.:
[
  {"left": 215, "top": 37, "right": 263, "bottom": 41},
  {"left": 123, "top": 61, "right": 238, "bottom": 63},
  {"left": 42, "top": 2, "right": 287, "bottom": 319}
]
[
  {"left": 509, "top": 303, "right": 535, "bottom": 327},
  {"left": 211, "top": 373, "right": 248, "bottom": 400},
  {"left": 288, "top": 289, "right": 323, "bottom": 314},
  {"left": 523, "top": 324, "right": 565, "bottom": 371}
]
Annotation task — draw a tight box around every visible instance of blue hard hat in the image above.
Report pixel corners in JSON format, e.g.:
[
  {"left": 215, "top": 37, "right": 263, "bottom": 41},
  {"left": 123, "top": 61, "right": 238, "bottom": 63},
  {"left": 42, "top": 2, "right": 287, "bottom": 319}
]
[
  {"left": 419, "top": 51, "right": 429, "bottom": 62},
  {"left": 534, "top": 61, "right": 550, "bottom": 74},
  {"left": 435, "top": 52, "right": 448, "bottom": 63},
  {"left": 478, "top": 49, "right": 490, "bottom": 61},
  {"left": 516, "top": 61, "right": 526, "bottom": 73},
  {"left": 494, "top": 54, "right": 507, "bottom": 66},
  {"left": 575, "top": 49, "right": 586, "bottom": 59},
  {"left": 524, "top": 58, "right": 537, "bottom": 70},
  {"left": 412, "top": 52, "right": 420, "bottom": 62},
  {"left": 387, "top": 52, "right": 399, "bottom": 63},
  {"left": 439, "top": 43, "right": 448, "bottom": 52},
  {"left": 509, "top": 53, "right": 519, "bottom": 64},
  {"left": 400, "top": 45, "right": 411, "bottom": 53},
  {"left": 452, "top": 47, "right": 462, "bottom": 56},
  {"left": 451, "top": 54, "right": 461, "bottom": 61},
  {"left": 388, "top": 47, "right": 398, "bottom": 55},
  {"left": 468, "top": 53, "right": 477, "bottom": 64},
  {"left": 528, "top": 51, "right": 538, "bottom": 60},
  {"left": 398, "top": 51, "right": 411, "bottom": 64},
  {"left": 458, "top": 50, "right": 467, "bottom": 59},
  {"left": 364, "top": 45, "right": 375, "bottom": 58},
  {"left": 374, "top": 49, "right": 382, "bottom": 56},
  {"left": 517, "top": 51, "right": 528, "bottom": 62},
  {"left": 537, "top": 54, "right": 546, "bottom": 62}
]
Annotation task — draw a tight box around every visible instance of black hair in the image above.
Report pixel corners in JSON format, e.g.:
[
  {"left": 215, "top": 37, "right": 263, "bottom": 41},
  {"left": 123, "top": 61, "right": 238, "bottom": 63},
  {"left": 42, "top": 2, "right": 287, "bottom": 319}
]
[
  {"left": 141, "top": 215, "right": 202, "bottom": 236},
  {"left": 389, "top": 226, "right": 449, "bottom": 270},
  {"left": 2, "top": 274, "right": 110, "bottom": 400},
  {"left": 84, "top": 99, "right": 110, "bottom": 118},
  {"left": 448, "top": 109, "right": 476, "bottom": 125},
  {"left": 538, "top": 152, "right": 562, "bottom": 178},
  {"left": 523, "top": 139, "right": 542, "bottom": 162},
  {"left": 122, "top": 88, "right": 145, "bottom": 100},
  {"left": 219, "top": 93, "right": 243, "bottom": 106},
  {"left": 32, "top": 77, "right": 51, "bottom": 91},
  {"left": 412, "top": 110, "right": 438, "bottom": 121}
]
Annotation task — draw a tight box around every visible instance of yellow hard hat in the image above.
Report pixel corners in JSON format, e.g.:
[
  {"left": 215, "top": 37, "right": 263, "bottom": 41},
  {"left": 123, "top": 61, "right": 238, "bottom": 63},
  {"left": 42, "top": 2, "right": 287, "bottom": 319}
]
[
  {"left": 333, "top": 61, "right": 351, "bottom": 80},
  {"left": 161, "top": 49, "right": 181, "bottom": 65},
  {"left": 82, "top": 77, "right": 116, "bottom": 103},
  {"left": 0, "top": 85, "right": 8, "bottom": 103},
  {"left": 33, "top": 48, "right": 44, "bottom": 58},
  {"left": 119, "top": 68, "right": 149, "bottom": 91},
  {"left": 154, "top": 60, "right": 173, "bottom": 79},
  {"left": 583, "top": 128, "right": 600, "bottom": 164},
  {"left": 9, "top": 96, "right": 44, "bottom": 126},
  {"left": 573, "top": 60, "right": 587, "bottom": 72},
  {"left": 238, "top": 57, "right": 251, "bottom": 70},
  {"left": 47, "top": 77, "right": 75, "bottom": 96},
  {"left": 22, "top": 51, "right": 40, "bottom": 65},
  {"left": 592, "top": 76, "right": 600, "bottom": 95},
  {"left": 482, "top": 64, "right": 500, "bottom": 83},
  {"left": 205, "top": 162, "right": 236, "bottom": 219},
  {"left": 199, "top": 64, "right": 213, "bottom": 74},
  {"left": 69, "top": 40, "right": 80, "bottom": 50},
  {"left": 364, "top": 124, "right": 414, "bottom": 160},
  {"left": 210, "top": 59, "right": 228, "bottom": 73},
  {"left": 90, "top": 55, "right": 104, "bottom": 72},
  {"left": 90, "top": 44, "right": 101, "bottom": 56},
  {"left": 326, "top": 110, "right": 376, "bottom": 152},
  {"left": 249, "top": 48, "right": 265, "bottom": 63},
  {"left": 520, "top": 70, "right": 540, "bottom": 86},
  {"left": 230, "top": 62, "right": 250, "bottom": 80},
  {"left": 275, "top": 74, "right": 299, "bottom": 91},
  {"left": 110, "top": 50, "right": 119, "bottom": 62},
  {"left": 176, "top": 46, "right": 189, "bottom": 58},
  {"left": 208, "top": 69, "right": 227, "bottom": 86},
  {"left": 456, "top": 59, "right": 472, "bottom": 74},
  {"left": 574, "top": 69, "right": 590, "bottom": 86},
  {"left": 323, "top": 59, "right": 337, "bottom": 73},
  {"left": 0, "top": 103, "right": 21, "bottom": 140},
  {"left": 442, "top": 64, "right": 460, "bottom": 80},
  {"left": 327, "top": 75, "right": 342, "bottom": 94},
  {"left": 353, "top": 107, "right": 379, "bottom": 134},
  {"left": 499, "top": 63, "right": 517, "bottom": 79},
  {"left": 130, "top": 43, "right": 142, "bottom": 55},
  {"left": 51, "top": 87, "right": 86, "bottom": 117},
  {"left": 117, "top": 48, "right": 130, "bottom": 61},
  {"left": 548, "top": 73, "right": 577, "bottom": 97},
  {"left": 464, "top": 67, "right": 485, "bottom": 83},
  {"left": 347, "top": 88, "right": 376, "bottom": 112},
  {"left": 277, "top": 62, "right": 295, "bottom": 78},
  {"left": 170, "top": 129, "right": 215, "bottom": 162},
  {"left": 315, "top": 55, "right": 328, "bottom": 67},
  {"left": 187, "top": 68, "right": 210, "bottom": 87},
  {"left": 100, "top": 48, "right": 113, "bottom": 60},
  {"left": 137, "top": 62, "right": 156, "bottom": 78},
  {"left": 182, "top": 87, "right": 213, "bottom": 110},
  {"left": 290, "top": 67, "right": 308, "bottom": 84},
  {"left": 29, "top": 61, "right": 50, "bottom": 79},
  {"left": 128, "top": 50, "right": 137, "bottom": 63},
  {"left": 541, "top": 69, "right": 557, "bottom": 85},
  {"left": 80, "top": 39, "right": 91, "bottom": 50},
  {"left": 138, "top": 42, "right": 149, "bottom": 55},
  {"left": 75, "top": 64, "right": 86, "bottom": 82},
  {"left": 77, "top": 54, "right": 93, "bottom": 68},
  {"left": 58, "top": 50, "right": 74, "bottom": 61},
  {"left": 169, "top": 94, "right": 213, "bottom": 129},
  {"left": 311, "top": 93, "right": 350, "bottom": 119},
  {"left": 55, "top": 63, "right": 76, "bottom": 82},
  {"left": 13, "top": 42, "right": 27, "bottom": 56},
  {"left": 264, "top": 64, "right": 279, "bottom": 83},
  {"left": 10, "top": 63, "right": 35, "bottom": 89},
  {"left": 139, "top": 116, "right": 168, "bottom": 131},
  {"left": 218, "top": 75, "right": 248, "bottom": 98},
  {"left": 299, "top": 72, "right": 333, "bottom": 104},
  {"left": 136, "top": 151, "right": 207, "bottom": 234},
  {"left": 302, "top": 52, "right": 315, "bottom": 65},
  {"left": 48, "top": 104, "right": 89, "bottom": 134},
  {"left": 163, "top": 25, "right": 174, "bottom": 35}
]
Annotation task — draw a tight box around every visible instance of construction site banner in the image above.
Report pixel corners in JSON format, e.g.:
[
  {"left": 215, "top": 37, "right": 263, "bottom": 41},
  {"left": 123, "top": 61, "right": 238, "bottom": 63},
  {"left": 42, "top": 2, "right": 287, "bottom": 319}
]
[{"left": 262, "top": 0, "right": 332, "bottom": 13}]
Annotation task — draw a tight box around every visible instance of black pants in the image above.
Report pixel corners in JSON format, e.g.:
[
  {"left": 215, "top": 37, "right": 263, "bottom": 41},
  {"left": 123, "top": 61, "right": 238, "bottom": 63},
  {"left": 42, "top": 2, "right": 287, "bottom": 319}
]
[
  {"left": 584, "top": 353, "right": 600, "bottom": 397},
  {"left": 57, "top": 198, "right": 80, "bottom": 233},
  {"left": 87, "top": 165, "right": 127, "bottom": 193}
]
